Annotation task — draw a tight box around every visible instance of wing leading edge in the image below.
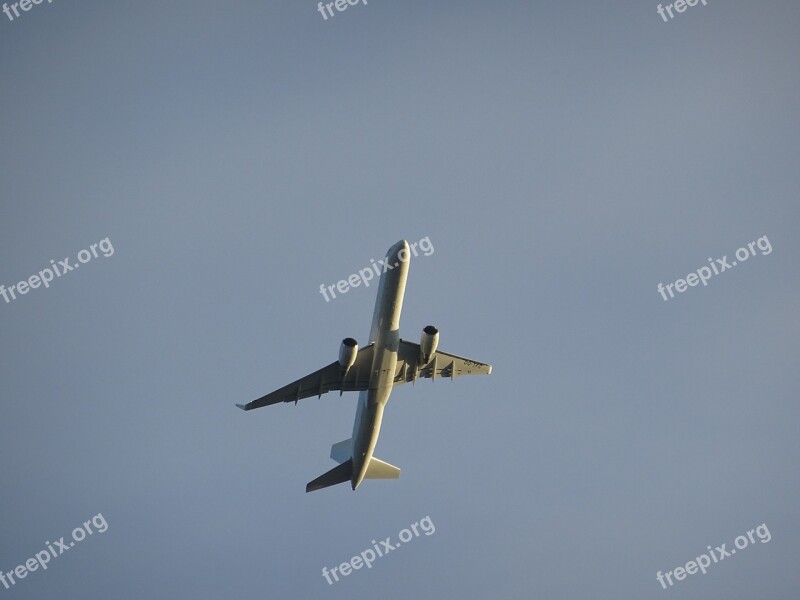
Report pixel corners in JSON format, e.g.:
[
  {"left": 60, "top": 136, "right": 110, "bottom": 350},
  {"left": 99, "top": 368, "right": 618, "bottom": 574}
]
[
  {"left": 393, "top": 340, "right": 492, "bottom": 384},
  {"left": 237, "top": 343, "right": 375, "bottom": 411}
]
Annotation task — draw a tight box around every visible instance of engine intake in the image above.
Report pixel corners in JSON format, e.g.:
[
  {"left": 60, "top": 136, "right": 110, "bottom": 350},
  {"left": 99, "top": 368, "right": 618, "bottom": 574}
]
[
  {"left": 338, "top": 338, "right": 358, "bottom": 373},
  {"left": 420, "top": 326, "right": 439, "bottom": 364}
]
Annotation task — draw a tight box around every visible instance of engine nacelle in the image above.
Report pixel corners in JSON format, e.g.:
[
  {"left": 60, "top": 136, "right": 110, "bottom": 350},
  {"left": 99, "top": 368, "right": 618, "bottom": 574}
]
[
  {"left": 420, "top": 325, "right": 439, "bottom": 364},
  {"left": 338, "top": 337, "right": 358, "bottom": 372}
]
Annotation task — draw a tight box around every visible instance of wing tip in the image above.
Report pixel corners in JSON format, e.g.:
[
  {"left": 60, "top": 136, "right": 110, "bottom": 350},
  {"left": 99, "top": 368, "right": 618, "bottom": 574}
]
[{"left": 236, "top": 403, "right": 248, "bottom": 411}]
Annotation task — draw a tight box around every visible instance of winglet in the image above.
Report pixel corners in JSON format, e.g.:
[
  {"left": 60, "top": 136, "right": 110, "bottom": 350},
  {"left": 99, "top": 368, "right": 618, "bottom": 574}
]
[{"left": 236, "top": 403, "right": 248, "bottom": 411}]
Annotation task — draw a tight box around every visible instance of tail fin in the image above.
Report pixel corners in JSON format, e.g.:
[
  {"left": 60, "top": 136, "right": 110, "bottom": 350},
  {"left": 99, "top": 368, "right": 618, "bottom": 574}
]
[
  {"left": 306, "top": 459, "right": 353, "bottom": 493},
  {"left": 365, "top": 457, "right": 401, "bottom": 480}
]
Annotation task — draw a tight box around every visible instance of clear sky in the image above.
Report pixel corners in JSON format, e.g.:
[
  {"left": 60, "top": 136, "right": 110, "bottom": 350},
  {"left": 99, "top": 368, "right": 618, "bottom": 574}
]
[{"left": 1, "top": 1, "right": 798, "bottom": 598}]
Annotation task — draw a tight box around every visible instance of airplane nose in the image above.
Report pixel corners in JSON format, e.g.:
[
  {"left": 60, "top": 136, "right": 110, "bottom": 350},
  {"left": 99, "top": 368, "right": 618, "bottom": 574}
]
[{"left": 388, "top": 240, "right": 410, "bottom": 264}]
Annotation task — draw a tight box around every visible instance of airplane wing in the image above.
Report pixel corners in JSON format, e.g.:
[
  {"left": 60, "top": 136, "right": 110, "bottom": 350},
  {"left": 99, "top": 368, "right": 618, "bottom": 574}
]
[
  {"left": 393, "top": 340, "right": 492, "bottom": 384},
  {"left": 237, "top": 343, "right": 375, "bottom": 411}
]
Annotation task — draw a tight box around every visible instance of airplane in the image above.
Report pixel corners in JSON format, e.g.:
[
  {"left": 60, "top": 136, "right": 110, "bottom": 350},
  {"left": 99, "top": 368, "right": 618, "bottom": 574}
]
[{"left": 237, "top": 240, "right": 492, "bottom": 493}]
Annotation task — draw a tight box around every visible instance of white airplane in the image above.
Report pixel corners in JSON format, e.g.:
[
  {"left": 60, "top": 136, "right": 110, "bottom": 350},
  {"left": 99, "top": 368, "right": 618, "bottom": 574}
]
[{"left": 237, "top": 240, "right": 492, "bottom": 492}]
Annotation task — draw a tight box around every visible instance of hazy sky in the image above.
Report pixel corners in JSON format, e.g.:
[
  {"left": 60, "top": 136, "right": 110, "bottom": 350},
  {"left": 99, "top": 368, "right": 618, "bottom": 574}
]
[{"left": 1, "top": 1, "right": 798, "bottom": 598}]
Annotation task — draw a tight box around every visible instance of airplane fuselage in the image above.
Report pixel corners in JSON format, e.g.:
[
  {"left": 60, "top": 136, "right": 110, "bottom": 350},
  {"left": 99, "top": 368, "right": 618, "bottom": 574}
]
[{"left": 349, "top": 240, "right": 409, "bottom": 489}]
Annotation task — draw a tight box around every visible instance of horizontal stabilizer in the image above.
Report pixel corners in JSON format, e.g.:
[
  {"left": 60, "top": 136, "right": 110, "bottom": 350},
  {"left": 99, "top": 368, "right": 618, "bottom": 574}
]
[
  {"left": 306, "top": 460, "right": 353, "bottom": 493},
  {"left": 365, "top": 457, "right": 401, "bottom": 480},
  {"left": 330, "top": 438, "right": 352, "bottom": 464}
]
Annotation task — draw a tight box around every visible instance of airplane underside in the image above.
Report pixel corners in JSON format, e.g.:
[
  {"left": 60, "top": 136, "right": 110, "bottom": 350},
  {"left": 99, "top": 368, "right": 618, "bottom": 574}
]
[{"left": 237, "top": 240, "right": 492, "bottom": 493}]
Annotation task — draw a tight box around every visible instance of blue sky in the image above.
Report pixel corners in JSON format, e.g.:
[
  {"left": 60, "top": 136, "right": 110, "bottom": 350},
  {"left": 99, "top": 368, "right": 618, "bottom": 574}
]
[{"left": 1, "top": 1, "right": 798, "bottom": 598}]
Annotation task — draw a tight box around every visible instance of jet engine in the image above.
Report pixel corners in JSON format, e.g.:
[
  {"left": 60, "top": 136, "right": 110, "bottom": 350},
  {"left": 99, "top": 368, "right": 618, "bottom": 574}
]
[
  {"left": 338, "top": 337, "right": 358, "bottom": 373},
  {"left": 419, "top": 326, "right": 439, "bottom": 364}
]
